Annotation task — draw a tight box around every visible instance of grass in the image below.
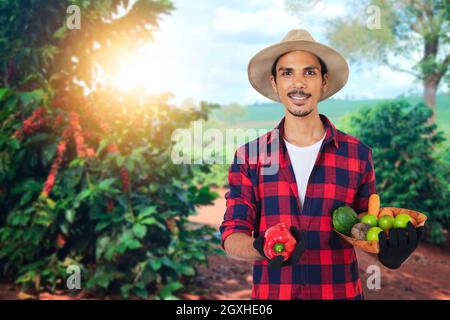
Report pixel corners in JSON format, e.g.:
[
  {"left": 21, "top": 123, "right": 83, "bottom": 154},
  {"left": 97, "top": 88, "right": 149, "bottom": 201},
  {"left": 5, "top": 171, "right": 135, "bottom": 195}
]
[{"left": 210, "top": 95, "right": 450, "bottom": 140}]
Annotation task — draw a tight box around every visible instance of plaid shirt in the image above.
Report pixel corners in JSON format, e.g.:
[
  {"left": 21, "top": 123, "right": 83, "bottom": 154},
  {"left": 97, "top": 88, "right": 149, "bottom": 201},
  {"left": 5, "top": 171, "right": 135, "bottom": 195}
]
[{"left": 220, "top": 114, "right": 376, "bottom": 300}]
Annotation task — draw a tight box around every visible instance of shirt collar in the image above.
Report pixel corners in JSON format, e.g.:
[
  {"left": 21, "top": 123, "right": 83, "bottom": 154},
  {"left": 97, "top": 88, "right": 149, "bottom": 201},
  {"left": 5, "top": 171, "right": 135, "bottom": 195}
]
[{"left": 270, "top": 114, "right": 340, "bottom": 150}]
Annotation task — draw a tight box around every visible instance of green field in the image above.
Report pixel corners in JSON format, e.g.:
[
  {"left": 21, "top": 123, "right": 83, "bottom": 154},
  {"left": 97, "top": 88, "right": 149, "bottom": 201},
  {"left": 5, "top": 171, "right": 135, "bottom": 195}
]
[{"left": 211, "top": 95, "right": 450, "bottom": 139}]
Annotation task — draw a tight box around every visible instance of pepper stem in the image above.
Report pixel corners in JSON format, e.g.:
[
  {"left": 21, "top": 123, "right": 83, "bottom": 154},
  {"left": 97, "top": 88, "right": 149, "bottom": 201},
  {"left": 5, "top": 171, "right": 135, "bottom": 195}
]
[{"left": 273, "top": 243, "right": 285, "bottom": 253}]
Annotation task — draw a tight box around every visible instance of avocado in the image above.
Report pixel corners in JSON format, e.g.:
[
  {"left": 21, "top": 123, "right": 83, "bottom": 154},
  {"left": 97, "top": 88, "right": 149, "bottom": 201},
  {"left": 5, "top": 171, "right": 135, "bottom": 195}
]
[{"left": 332, "top": 206, "right": 359, "bottom": 236}]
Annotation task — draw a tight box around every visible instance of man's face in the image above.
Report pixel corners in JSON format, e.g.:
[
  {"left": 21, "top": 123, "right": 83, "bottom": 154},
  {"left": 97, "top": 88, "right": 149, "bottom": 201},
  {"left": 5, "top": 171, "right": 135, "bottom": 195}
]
[{"left": 270, "top": 50, "right": 329, "bottom": 118}]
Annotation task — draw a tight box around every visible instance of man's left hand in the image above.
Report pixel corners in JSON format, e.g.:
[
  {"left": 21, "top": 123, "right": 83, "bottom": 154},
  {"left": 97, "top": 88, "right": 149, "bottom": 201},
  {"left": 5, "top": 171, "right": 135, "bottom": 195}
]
[{"left": 378, "top": 222, "right": 424, "bottom": 269}]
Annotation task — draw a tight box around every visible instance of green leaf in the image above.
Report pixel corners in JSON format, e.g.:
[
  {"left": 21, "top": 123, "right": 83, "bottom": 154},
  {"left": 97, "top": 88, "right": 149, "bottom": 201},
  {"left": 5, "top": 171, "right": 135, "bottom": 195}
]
[
  {"left": 19, "top": 192, "right": 34, "bottom": 206},
  {"left": 69, "top": 158, "right": 85, "bottom": 168},
  {"left": 120, "top": 284, "right": 133, "bottom": 299},
  {"left": 132, "top": 224, "right": 146, "bottom": 238},
  {"left": 116, "top": 195, "right": 128, "bottom": 209},
  {"left": 9, "top": 212, "right": 30, "bottom": 226},
  {"left": 117, "top": 156, "right": 125, "bottom": 167},
  {"left": 126, "top": 239, "right": 141, "bottom": 250},
  {"left": 124, "top": 211, "right": 134, "bottom": 223},
  {"left": 149, "top": 259, "right": 161, "bottom": 271},
  {"left": 46, "top": 198, "right": 56, "bottom": 209},
  {"left": 140, "top": 217, "right": 165, "bottom": 230},
  {"left": 140, "top": 217, "right": 156, "bottom": 225},
  {"left": 65, "top": 210, "right": 75, "bottom": 224},
  {"left": 164, "top": 295, "right": 181, "bottom": 300},
  {"left": 41, "top": 143, "right": 57, "bottom": 167},
  {"left": 96, "top": 236, "right": 111, "bottom": 260},
  {"left": 159, "top": 281, "right": 183, "bottom": 300},
  {"left": 98, "top": 178, "right": 117, "bottom": 190},
  {"left": 53, "top": 25, "right": 67, "bottom": 40},
  {"left": 92, "top": 212, "right": 113, "bottom": 220},
  {"left": 60, "top": 223, "right": 69, "bottom": 236},
  {"left": 137, "top": 206, "right": 157, "bottom": 220},
  {"left": 95, "top": 220, "right": 111, "bottom": 232},
  {"left": 160, "top": 257, "right": 179, "bottom": 271},
  {"left": 10, "top": 138, "right": 20, "bottom": 150},
  {"left": 18, "top": 89, "right": 45, "bottom": 106},
  {"left": 0, "top": 88, "right": 11, "bottom": 101},
  {"left": 93, "top": 275, "right": 111, "bottom": 289},
  {"left": 105, "top": 245, "right": 117, "bottom": 261},
  {"left": 97, "top": 138, "right": 111, "bottom": 155},
  {"left": 115, "top": 242, "right": 128, "bottom": 254},
  {"left": 179, "top": 266, "right": 195, "bottom": 276},
  {"left": 34, "top": 210, "right": 52, "bottom": 227},
  {"left": 77, "top": 189, "right": 91, "bottom": 200},
  {"left": 125, "top": 159, "right": 135, "bottom": 172}
]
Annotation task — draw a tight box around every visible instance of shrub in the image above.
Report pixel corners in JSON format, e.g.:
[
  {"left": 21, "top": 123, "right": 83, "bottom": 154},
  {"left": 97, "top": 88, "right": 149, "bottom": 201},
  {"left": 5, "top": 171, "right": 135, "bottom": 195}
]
[
  {"left": 0, "top": 0, "right": 222, "bottom": 299},
  {"left": 345, "top": 100, "right": 450, "bottom": 243}
]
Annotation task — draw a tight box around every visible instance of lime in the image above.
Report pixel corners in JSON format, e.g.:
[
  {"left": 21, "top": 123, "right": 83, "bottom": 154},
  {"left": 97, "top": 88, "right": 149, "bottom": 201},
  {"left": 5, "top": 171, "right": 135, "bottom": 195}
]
[
  {"left": 366, "top": 227, "right": 384, "bottom": 241},
  {"left": 378, "top": 215, "right": 394, "bottom": 230},
  {"left": 361, "top": 214, "right": 378, "bottom": 227},
  {"left": 394, "top": 214, "right": 411, "bottom": 229}
]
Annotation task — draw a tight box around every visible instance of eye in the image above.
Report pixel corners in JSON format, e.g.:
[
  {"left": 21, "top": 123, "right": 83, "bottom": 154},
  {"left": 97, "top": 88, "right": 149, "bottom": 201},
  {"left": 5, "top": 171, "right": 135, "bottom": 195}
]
[
  {"left": 281, "top": 70, "right": 292, "bottom": 76},
  {"left": 305, "top": 70, "right": 316, "bottom": 76}
]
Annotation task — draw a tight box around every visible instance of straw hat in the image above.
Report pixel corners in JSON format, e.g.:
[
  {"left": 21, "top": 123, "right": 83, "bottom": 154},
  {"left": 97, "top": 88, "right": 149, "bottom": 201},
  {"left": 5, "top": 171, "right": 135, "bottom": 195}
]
[{"left": 247, "top": 29, "right": 349, "bottom": 102}]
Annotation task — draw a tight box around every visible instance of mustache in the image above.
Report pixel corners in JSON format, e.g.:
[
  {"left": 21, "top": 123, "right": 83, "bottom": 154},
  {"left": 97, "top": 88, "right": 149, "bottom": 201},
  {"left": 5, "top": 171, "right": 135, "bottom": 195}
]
[{"left": 287, "top": 90, "right": 311, "bottom": 96}]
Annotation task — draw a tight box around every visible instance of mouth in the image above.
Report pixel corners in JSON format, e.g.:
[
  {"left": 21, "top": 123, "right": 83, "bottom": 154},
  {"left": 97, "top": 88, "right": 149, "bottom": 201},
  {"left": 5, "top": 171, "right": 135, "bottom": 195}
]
[{"left": 287, "top": 91, "right": 311, "bottom": 106}]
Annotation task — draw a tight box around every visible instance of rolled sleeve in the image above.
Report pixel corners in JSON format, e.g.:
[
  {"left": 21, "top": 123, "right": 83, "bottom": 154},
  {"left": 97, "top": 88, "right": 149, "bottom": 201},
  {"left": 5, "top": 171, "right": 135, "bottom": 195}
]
[
  {"left": 219, "top": 147, "right": 257, "bottom": 249},
  {"left": 353, "top": 148, "right": 377, "bottom": 214}
]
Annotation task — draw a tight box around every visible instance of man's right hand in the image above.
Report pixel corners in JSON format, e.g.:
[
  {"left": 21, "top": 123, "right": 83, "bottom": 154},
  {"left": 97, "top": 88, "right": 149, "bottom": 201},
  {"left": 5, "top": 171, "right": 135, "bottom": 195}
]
[{"left": 253, "top": 226, "right": 306, "bottom": 269}]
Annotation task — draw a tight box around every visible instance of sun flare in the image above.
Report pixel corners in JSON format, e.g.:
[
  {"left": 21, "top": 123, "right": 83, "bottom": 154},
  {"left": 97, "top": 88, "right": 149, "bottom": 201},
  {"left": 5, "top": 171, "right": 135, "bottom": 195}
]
[{"left": 107, "top": 43, "right": 182, "bottom": 96}]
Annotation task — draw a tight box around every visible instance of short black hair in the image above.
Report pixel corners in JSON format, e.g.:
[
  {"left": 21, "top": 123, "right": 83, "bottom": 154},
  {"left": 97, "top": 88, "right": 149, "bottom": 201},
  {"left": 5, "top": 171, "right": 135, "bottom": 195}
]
[{"left": 271, "top": 52, "right": 328, "bottom": 82}]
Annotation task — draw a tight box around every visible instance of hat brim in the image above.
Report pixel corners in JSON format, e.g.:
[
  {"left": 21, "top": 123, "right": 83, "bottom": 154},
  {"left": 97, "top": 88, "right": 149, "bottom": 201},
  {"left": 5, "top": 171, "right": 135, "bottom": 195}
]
[{"left": 247, "top": 40, "right": 349, "bottom": 102}]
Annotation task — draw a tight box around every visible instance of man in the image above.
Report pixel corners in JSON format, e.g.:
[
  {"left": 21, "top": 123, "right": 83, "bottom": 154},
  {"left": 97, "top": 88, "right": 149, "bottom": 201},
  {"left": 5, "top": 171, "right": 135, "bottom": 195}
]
[{"left": 219, "top": 29, "right": 422, "bottom": 300}]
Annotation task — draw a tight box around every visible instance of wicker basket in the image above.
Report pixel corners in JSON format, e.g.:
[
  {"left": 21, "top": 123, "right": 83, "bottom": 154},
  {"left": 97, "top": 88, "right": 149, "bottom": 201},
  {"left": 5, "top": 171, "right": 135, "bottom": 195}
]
[{"left": 334, "top": 207, "right": 427, "bottom": 254}]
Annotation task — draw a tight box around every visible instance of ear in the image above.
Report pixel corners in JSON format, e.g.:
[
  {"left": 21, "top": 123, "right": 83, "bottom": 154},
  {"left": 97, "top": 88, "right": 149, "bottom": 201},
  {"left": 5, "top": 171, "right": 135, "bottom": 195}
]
[
  {"left": 321, "top": 73, "right": 329, "bottom": 94},
  {"left": 270, "top": 75, "right": 278, "bottom": 95}
]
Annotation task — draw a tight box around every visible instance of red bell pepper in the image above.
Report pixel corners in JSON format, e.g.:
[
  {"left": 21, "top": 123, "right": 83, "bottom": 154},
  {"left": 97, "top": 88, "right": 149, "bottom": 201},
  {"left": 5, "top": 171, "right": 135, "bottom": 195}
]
[{"left": 263, "top": 223, "right": 297, "bottom": 261}]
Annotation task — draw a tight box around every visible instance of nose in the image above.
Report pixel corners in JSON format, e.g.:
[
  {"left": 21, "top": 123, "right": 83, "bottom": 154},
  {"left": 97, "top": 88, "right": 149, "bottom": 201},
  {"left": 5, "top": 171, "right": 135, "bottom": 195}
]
[{"left": 292, "top": 72, "right": 307, "bottom": 89}]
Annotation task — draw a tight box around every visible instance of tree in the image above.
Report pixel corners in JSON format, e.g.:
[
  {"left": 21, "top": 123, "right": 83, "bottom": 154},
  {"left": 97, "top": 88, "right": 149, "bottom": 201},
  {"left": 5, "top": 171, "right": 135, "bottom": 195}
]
[
  {"left": 343, "top": 100, "right": 450, "bottom": 243},
  {"left": 0, "top": 0, "right": 221, "bottom": 299},
  {"left": 285, "top": 0, "right": 449, "bottom": 124}
]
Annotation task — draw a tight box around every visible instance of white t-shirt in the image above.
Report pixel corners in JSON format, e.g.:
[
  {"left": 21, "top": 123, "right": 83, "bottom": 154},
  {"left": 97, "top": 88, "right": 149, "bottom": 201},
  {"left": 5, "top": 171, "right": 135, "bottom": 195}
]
[{"left": 283, "top": 133, "right": 326, "bottom": 207}]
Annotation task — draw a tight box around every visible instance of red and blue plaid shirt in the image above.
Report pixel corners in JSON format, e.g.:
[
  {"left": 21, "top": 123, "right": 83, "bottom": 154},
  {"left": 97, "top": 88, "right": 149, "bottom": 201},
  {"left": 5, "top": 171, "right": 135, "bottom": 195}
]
[{"left": 220, "top": 114, "right": 376, "bottom": 300}]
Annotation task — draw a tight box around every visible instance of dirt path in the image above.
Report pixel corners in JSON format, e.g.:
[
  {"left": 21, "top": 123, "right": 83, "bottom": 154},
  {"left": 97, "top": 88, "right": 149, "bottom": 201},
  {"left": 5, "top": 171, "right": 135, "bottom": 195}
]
[{"left": 188, "top": 188, "right": 450, "bottom": 300}]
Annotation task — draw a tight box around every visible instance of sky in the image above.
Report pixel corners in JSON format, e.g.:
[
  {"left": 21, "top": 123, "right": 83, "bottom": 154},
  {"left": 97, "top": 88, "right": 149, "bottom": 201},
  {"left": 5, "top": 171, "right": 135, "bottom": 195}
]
[{"left": 122, "top": 0, "right": 447, "bottom": 106}]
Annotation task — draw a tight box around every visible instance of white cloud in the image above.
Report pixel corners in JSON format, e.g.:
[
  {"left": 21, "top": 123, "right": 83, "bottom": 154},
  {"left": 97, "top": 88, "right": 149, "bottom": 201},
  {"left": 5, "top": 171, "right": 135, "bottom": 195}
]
[
  {"left": 213, "top": 1, "right": 299, "bottom": 37},
  {"left": 285, "top": 0, "right": 346, "bottom": 20}
]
